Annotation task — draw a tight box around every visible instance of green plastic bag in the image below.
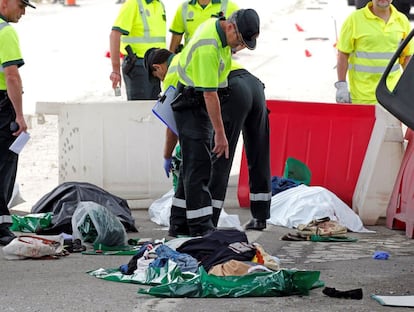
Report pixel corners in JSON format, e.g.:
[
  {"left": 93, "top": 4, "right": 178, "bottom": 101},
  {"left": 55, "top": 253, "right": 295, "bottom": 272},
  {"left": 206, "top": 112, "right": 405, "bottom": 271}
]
[
  {"left": 88, "top": 259, "right": 196, "bottom": 285},
  {"left": 138, "top": 266, "right": 322, "bottom": 298},
  {"left": 283, "top": 157, "right": 312, "bottom": 186},
  {"left": 171, "top": 145, "right": 181, "bottom": 192},
  {"left": 72, "top": 201, "right": 128, "bottom": 247},
  {"left": 10, "top": 212, "right": 53, "bottom": 233}
]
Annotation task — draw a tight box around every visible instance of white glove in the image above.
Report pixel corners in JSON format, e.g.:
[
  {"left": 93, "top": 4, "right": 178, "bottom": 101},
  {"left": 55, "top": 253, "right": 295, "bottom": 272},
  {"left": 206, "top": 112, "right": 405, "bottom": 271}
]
[{"left": 334, "top": 81, "right": 351, "bottom": 103}]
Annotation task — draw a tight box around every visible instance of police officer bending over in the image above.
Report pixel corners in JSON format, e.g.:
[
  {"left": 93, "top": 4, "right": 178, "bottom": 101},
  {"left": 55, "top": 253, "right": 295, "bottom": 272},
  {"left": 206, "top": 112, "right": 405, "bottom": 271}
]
[
  {"left": 168, "top": 9, "right": 261, "bottom": 237},
  {"left": 145, "top": 46, "right": 272, "bottom": 234}
]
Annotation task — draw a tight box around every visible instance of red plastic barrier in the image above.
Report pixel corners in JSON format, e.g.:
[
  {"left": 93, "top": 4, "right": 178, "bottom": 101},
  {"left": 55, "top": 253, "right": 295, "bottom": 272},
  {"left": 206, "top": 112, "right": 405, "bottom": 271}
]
[
  {"left": 238, "top": 100, "right": 375, "bottom": 208},
  {"left": 386, "top": 128, "right": 414, "bottom": 238}
]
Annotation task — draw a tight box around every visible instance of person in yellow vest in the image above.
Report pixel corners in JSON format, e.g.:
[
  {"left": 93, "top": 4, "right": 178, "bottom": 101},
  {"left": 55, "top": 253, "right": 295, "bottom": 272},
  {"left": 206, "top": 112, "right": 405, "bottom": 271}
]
[
  {"left": 169, "top": 0, "right": 239, "bottom": 53},
  {"left": 109, "top": 0, "right": 166, "bottom": 100},
  {"left": 145, "top": 47, "right": 271, "bottom": 234},
  {"left": 335, "top": 0, "right": 413, "bottom": 105},
  {"left": 164, "top": 9, "right": 261, "bottom": 237},
  {"left": 0, "top": 0, "right": 35, "bottom": 245}
]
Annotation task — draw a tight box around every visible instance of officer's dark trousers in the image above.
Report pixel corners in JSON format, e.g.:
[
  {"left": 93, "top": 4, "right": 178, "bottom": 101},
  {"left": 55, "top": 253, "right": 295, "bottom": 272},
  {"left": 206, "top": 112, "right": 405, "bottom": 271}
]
[
  {"left": 122, "top": 57, "right": 161, "bottom": 100},
  {"left": 209, "top": 69, "right": 272, "bottom": 226},
  {"left": 170, "top": 99, "right": 215, "bottom": 237},
  {"left": 0, "top": 96, "right": 18, "bottom": 226}
]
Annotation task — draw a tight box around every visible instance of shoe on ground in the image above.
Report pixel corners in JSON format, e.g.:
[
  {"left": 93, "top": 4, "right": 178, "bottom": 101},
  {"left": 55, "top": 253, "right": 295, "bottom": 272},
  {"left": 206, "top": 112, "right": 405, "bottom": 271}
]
[
  {"left": 0, "top": 224, "right": 16, "bottom": 246},
  {"left": 244, "top": 218, "right": 266, "bottom": 231}
]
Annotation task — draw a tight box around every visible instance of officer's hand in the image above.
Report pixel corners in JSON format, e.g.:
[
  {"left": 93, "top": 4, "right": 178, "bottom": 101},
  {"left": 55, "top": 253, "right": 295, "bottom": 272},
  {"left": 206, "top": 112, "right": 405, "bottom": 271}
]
[
  {"left": 163, "top": 157, "right": 173, "bottom": 178},
  {"left": 13, "top": 116, "right": 27, "bottom": 136},
  {"left": 335, "top": 81, "right": 351, "bottom": 103},
  {"left": 212, "top": 133, "right": 229, "bottom": 159},
  {"left": 110, "top": 71, "right": 122, "bottom": 89}
]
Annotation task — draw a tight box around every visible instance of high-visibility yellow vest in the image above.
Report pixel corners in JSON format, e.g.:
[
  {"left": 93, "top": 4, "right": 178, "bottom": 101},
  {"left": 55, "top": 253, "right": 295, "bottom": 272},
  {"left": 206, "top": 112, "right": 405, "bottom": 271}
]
[
  {"left": 170, "top": 0, "right": 239, "bottom": 45},
  {"left": 163, "top": 54, "right": 179, "bottom": 92},
  {"left": 0, "top": 19, "right": 24, "bottom": 90},
  {"left": 177, "top": 18, "right": 231, "bottom": 91},
  {"left": 112, "top": 0, "right": 166, "bottom": 58},
  {"left": 163, "top": 54, "right": 244, "bottom": 92},
  {"left": 337, "top": 3, "right": 413, "bottom": 104}
]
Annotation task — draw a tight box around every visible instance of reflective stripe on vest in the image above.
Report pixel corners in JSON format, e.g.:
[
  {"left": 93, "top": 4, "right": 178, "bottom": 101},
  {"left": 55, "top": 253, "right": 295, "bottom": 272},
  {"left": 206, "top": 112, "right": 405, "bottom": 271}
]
[
  {"left": 168, "top": 64, "right": 177, "bottom": 75},
  {"left": 0, "top": 21, "right": 9, "bottom": 30},
  {"left": 181, "top": 0, "right": 229, "bottom": 37},
  {"left": 349, "top": 51, "right": 400, "bottom": 74},
  {"left": 177, "top": 38, "right": 227, "bottom": 88},
  {"left": 121, "top": 0, "right": 165, "bottom": 44}
]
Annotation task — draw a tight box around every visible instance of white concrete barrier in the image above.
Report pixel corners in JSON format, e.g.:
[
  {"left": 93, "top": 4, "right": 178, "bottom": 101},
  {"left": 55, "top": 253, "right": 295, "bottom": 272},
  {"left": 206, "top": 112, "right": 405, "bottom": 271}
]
[
  {"left": 352, "top": 105, "right": 405, "bottom": 225},
  {"left": 36, "top": 100, "right": 172, "bottom": 208}
]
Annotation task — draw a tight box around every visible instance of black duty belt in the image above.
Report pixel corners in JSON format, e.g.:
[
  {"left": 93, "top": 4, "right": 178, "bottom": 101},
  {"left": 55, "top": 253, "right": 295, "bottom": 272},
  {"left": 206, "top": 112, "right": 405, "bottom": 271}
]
[
  {"left": 227, "top": 68, "right": 248, "bottom": 79},
  {"left": 0, "top": 91, "right": 10, "bottom": 110},
  {"left": 177, "top": 82, "right": 227, "bottom": 98}
]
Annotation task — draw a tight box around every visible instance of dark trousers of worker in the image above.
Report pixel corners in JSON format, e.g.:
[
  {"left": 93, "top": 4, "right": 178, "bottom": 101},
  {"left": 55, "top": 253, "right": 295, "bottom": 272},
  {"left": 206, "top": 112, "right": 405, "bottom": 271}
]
[
  {"left": 209, "top": 69, "right": 272, "bottom": 226},
  {"left": 122, "top": 56, "right": 161, "bottom": 100},
  {"left": 0, "top": 94, "right": 18, "bottom": 226},
  {"left": 170, "top": 94, "right": 215, "bottom": 237}
]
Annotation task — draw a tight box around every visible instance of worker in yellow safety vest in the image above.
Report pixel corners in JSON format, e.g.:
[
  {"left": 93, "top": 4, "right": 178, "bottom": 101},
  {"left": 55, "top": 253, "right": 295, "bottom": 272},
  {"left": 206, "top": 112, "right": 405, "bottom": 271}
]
[
  {"left": 169, "top": 0, "right": 239, "bottom": 53},
  {"left": 109, "top": 0, "right": 166, "bottom": 100},
  {"left": 145, "top": 45, "right": 272, "bottom": 234},
  {"left": 335, "top": 0, "right": 413, "bottom": 105},
  {"left": 165, "top": 9, "right": 261, "bottom": 237},
  {"left": 0, "top": 0, "right": 36, "bottom": 246}
]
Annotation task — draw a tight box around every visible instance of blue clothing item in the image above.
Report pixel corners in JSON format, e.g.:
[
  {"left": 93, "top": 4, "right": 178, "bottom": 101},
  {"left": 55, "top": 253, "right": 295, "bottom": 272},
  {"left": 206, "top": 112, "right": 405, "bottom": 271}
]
[
  {"left": 271, "top": 176, "right": 300, "bottom": 196},
  {"left": 372, "top": 251, "right": 390, "bottom": 260},
  {"left": 149, "top": 244, "right": 199, "bottom": 273},
  {"left": 119, "top": 264, "right": 129, "bottom": 274}
]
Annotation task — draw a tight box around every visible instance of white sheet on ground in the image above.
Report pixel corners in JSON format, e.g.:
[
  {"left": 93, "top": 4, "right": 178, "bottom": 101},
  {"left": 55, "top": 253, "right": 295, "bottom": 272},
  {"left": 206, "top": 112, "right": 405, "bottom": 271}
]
[
  {"left": 268, "top": 184, "right": 373, "bottom": 233},
  {"left": 148, "top": 189, "right": 243, "bottom": 231}
]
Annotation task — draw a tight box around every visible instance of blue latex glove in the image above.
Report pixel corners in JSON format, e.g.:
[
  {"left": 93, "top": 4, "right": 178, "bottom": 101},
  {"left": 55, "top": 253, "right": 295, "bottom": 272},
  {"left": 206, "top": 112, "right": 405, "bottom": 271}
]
[{"left": 163, "top": 157, "right": 173, "bottom": 178}]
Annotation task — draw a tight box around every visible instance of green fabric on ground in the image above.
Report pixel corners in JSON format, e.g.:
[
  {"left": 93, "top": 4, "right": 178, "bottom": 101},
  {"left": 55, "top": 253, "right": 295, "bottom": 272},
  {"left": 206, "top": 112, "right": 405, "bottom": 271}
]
[{"left": 138, "top": 266, "right": 323, "bottom": 298}]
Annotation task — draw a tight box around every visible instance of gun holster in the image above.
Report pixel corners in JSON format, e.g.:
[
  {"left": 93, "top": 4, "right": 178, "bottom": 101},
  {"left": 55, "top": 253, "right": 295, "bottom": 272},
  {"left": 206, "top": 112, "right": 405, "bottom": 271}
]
[
  {"left": 0, "top": 93, "right": 10, "bottom": 112},
  {"left": 171, "top": 84, "right": 204, "bottom": 112},
  {"left": 123, "top": 45, "right": 139, "bottom": 77}
]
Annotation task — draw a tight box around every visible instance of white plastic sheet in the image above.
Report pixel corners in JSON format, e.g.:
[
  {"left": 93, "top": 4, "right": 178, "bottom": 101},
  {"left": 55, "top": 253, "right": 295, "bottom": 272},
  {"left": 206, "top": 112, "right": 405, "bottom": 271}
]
[
  {"left": 148, "top": 189, "right": 243, "bottom": 231},
  {"left": 268, "top": 185, "right": 373, "bottom": 233}
]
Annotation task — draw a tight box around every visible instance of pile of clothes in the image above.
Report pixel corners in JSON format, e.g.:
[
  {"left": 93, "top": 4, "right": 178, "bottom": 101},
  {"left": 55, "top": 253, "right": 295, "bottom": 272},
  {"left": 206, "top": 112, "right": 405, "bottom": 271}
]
[{"left": 89, "top": 229, "right": 323, "bottom": 298}]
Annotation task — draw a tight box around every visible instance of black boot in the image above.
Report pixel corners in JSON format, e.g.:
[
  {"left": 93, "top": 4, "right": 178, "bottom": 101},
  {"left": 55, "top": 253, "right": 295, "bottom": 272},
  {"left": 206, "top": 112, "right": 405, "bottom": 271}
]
[
  {"left": 244, "top": 218, "right": 266, "bottom": 231},
  {"left": 0, "top": 224, "right": 16, "bottom": 246}
]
